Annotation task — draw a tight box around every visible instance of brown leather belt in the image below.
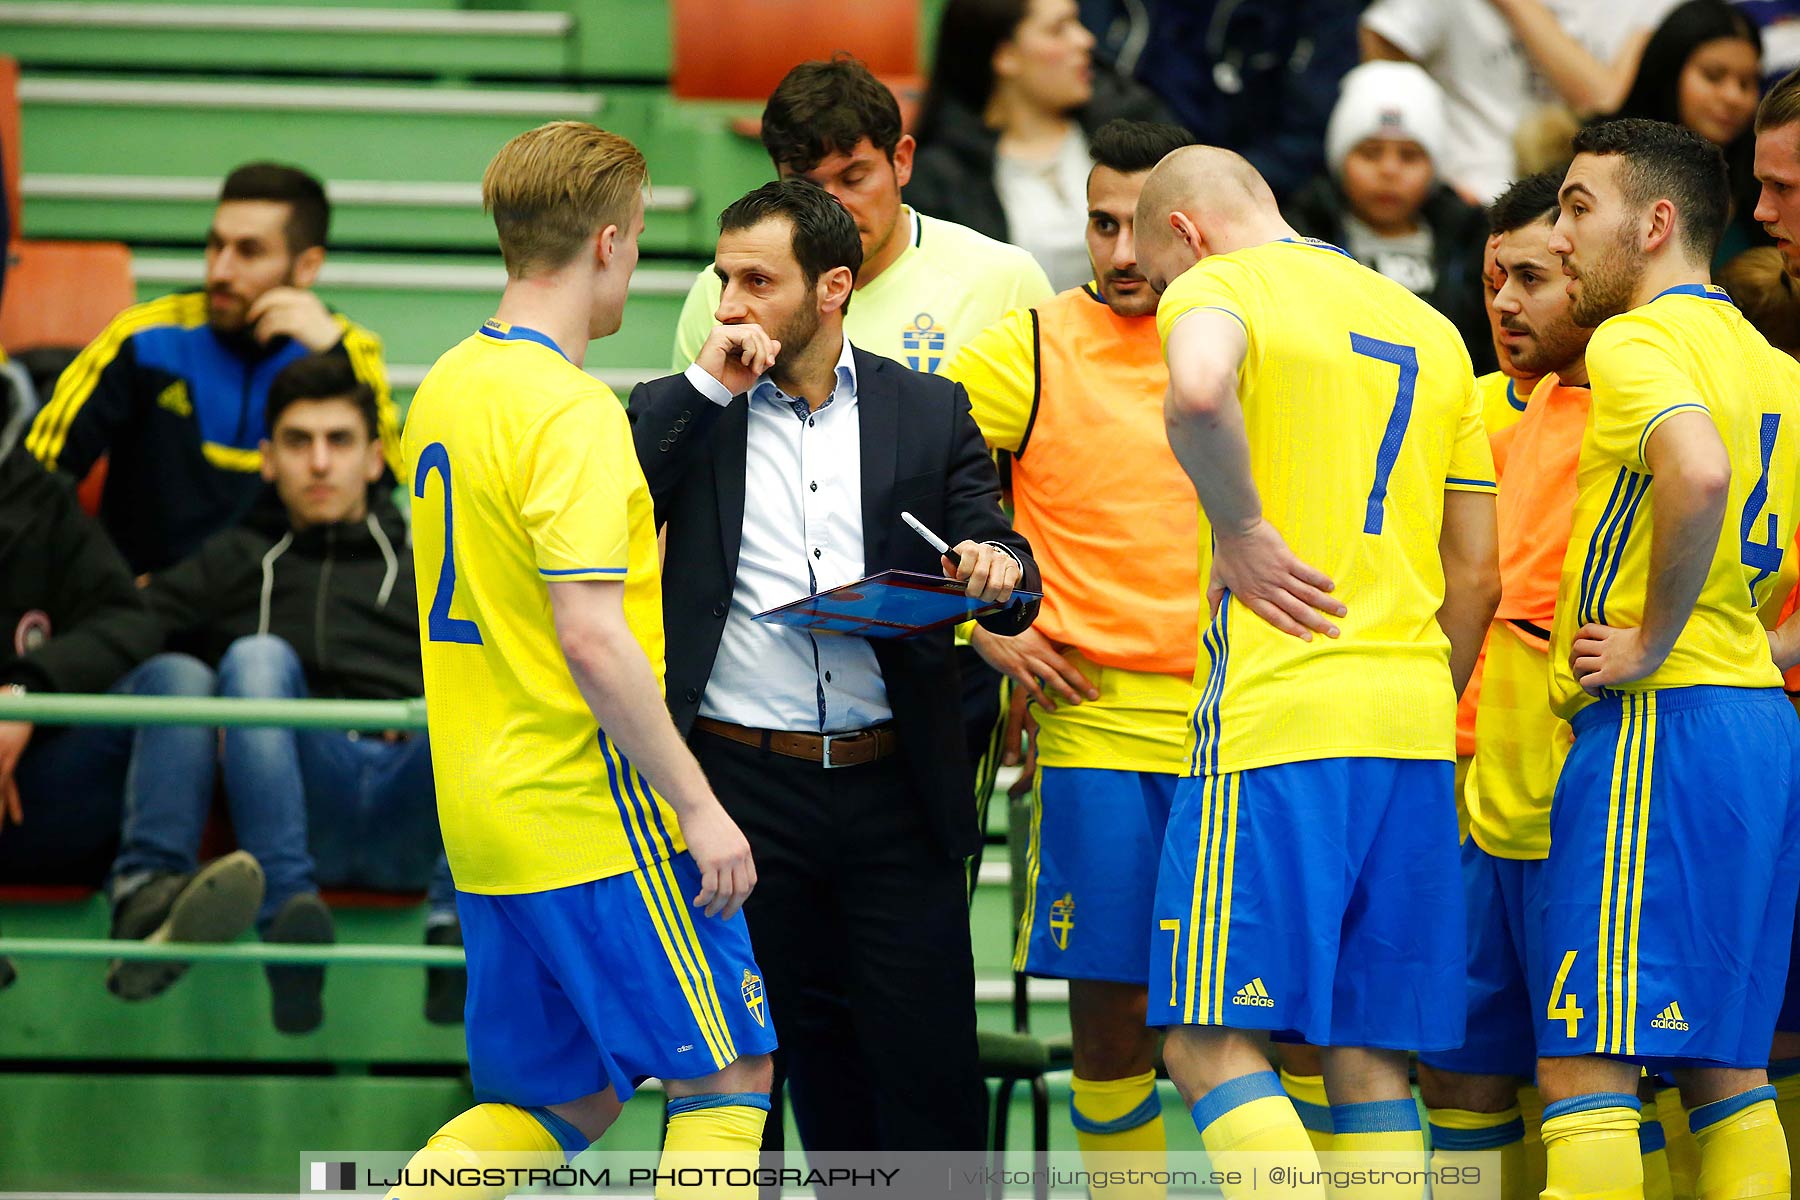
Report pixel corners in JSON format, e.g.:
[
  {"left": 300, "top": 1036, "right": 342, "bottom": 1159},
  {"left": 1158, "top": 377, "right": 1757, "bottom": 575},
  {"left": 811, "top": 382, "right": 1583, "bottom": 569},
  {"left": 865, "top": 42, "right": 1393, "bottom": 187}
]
[{"left": 693, "top": 717, "right": 899, "bottom": 768}]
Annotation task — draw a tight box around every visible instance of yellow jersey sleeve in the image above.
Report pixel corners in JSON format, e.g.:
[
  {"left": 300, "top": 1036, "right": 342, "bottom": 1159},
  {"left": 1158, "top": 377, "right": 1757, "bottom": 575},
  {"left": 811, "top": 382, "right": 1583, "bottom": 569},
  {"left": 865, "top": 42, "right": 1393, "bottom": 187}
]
[
  {"left": 514, "top": 386, "right": 635, "bottom": 580},
  {"left": 1586, "top": 316, "right": 1710, "bottom": 473},
  {"left": 672, "top": 267, "right": 720, "bottom": 370},
  {"left": 942, "top": 306, "right": 1037, "bottom": 454},
  {"left": 1155, "top": 260, "right": 1254, "bottom": 354},
  {"left": 1447, "top": 377, "right": 1499, "bottom": 492}
]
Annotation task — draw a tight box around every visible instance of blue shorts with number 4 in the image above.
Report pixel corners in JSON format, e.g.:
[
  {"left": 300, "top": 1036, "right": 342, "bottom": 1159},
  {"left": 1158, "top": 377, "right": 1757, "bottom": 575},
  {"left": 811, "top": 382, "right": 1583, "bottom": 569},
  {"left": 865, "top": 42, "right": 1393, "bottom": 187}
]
[
  {"left": 1016, "top": 767, "right": 1176, "bottom": 983},
  {"left": 458, "top": 851, "right": 778, "bottom": 1108},
  {"left": 1418, "top": 839, "right": 1548, "bottom": 1078},
  {"left": 1536, "top": 686, "right": 1800, "bottom": 1068},
  {"left": 1150, "top": 757, "right": 1465, "bottom": 1052}
]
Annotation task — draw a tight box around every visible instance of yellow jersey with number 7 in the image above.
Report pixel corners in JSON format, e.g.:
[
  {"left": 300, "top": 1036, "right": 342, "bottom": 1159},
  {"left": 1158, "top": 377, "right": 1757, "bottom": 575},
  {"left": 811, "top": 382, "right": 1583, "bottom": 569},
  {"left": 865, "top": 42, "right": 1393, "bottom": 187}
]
[
  {"left": 404, "top": 320, "right": 682, "bottom": 895},
  {"left": 1547, "top": 286, "right": 1800, "bottom": 720},
  {"left": 1155, "top": 238, "right": 1496, "bottom": 775}
]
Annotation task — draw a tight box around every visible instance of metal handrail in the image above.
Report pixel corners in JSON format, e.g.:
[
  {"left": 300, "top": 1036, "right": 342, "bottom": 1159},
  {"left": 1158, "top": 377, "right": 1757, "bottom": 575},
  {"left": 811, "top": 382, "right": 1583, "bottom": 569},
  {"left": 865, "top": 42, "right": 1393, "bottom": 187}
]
[
  {"left": 0, "top": 938, "right": 462, "bottom": 965},
  {"left": 0, "top": 693, "right": 428, "bottom": 730}
]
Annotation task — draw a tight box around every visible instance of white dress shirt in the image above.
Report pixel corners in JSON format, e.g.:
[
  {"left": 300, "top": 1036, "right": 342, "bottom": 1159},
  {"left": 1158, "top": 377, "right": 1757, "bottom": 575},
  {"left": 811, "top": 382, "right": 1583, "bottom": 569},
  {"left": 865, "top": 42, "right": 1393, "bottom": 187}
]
[{"left": 684, "top": 336, "right": 892, "bottom": 732}]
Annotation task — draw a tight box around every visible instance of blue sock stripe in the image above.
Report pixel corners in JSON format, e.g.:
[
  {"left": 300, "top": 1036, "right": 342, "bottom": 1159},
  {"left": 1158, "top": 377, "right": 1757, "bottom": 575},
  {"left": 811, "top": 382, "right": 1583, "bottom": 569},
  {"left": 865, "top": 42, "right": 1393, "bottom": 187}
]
[
  {"left": 1331, "top": 1098, "right": 1421, "bottom": 1135},
  {"left": 1543, "top": 1092, "right": 1641, "bottom": 1123},
  {"left": 1289, "top": 1097, "right": 1334, "bottom": 1135},
  {"left": 525, "top": 1107, "right": 591, "bottom": 1158},
  {"left": 1190, "top": 1070, "right": 1286, "bottom": 1134},
  {"left": 667, "top": 1091, "right": 772, "bottom": 1118},
  {"left": 1070, "top": 1088, "right": 1164, "bottom": 1135},
  {"left": 1429, "top": 1119, "right": 1524, "bottom": 1152},
  {"left": 1639, "top": 1117, "right": 1667, "bottom": 1153},
  {"left": 1688, "top": 1085, "right": 1775, "bottom": 1135},
  {"left": 1769, "top": 1058, "right": 1800, "bottom": 1081}
]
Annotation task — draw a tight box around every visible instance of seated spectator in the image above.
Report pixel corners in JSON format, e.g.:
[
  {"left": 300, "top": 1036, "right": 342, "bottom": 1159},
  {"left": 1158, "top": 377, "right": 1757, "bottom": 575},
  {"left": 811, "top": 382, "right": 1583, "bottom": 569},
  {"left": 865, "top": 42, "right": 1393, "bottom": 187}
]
[
  {"left": 1362, "top": 0, "right": 1682, "bottom": 202},
  {"left": 1077, "top": 0, "right": 1359, "bottom": 202},
  {"left": 23, "top": 163, "right": 398, "bottom": 575},
  {"left": 96, "top": 354, "right": 448, "bottom": 1035},
  {"left": 1610, "top": 0, "right": 1768, "bottom": 263},
  {"left": 910, "top": 0, "right": 1168, "bottom": 289},
  {"left": 1290, "top": 61, "right": 1493, "bottom": 370},
  {"left": 1720, "top": 245, "right": 1800, "bottom": 351}
]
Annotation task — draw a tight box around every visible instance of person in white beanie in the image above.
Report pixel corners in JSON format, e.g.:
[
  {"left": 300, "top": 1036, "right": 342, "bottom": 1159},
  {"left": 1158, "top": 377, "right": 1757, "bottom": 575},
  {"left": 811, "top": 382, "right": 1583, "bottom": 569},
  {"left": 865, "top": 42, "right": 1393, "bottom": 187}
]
[{"left": 1290, "top": 59, "right": 1495, "bottom": 370}]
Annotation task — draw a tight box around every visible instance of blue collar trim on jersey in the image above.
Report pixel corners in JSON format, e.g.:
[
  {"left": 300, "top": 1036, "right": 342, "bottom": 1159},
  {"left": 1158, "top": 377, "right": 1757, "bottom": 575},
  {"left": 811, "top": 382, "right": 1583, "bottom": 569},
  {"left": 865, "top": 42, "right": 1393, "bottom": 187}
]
[
  {"left": 479, "top": 318, "right": 572, "bottom": 362},
  {"left": 1278, "top": 236, "right": 1355, "bottom": 259},
  {"left": 1651, "top": 283, "right": 1735, "bottom": 305}
]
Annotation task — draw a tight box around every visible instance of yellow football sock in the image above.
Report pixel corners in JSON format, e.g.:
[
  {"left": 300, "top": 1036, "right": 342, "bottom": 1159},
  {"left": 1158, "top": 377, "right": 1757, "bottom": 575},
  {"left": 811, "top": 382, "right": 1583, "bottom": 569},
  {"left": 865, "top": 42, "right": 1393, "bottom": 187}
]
[
  {"left": 384, "top": 1103, "right": 565, "bottom": 1199},
  {"left": 1541, "top": 1095, "right": 1643, "bottom": 1200},
  {"left": 1191, "top": 1071, "right": 1325, "bottom": 1199},
  {"left": 657, "top": 1093, "right": 769, "bottom": 1200},
  {"left": 1770, "top": 1063, "right": 1800, "bottom": 1176},
  {"left": 1332, "top": 1098, "right": 1426, "bottom": 1200},
  {"left": 1656, "top": 1086, "right": 1700, "bottom": 1200},
  {"left": 1640, "top": 1096, "right": 1674, "bottom": 1200},
  {"left": 1427, "top": 1106, "right": 1528, "bottom": 1200},
  {"left": 1071, "top": 1070, "right": 1168, "bottom": 1200},
  {"left": 1690, "top": 1089, "right": 1789, "bottom": 1200},
  {"left": 1519, "top": 1085, "right": 1548, "bottom": 1195},
  {"left": 1281, "top": 1069, "right": 1335, "bottom": 1154}
]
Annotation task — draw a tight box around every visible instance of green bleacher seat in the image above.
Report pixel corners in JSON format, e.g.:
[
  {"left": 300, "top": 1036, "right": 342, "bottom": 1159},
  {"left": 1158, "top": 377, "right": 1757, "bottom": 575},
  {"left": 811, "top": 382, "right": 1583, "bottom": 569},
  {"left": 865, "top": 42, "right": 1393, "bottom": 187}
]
[
  {"left": 0, "top": 2, "right": 578, "bottom": 77},
  {"left": 129, "top": 251, "right": 696, "bottom": 389}
]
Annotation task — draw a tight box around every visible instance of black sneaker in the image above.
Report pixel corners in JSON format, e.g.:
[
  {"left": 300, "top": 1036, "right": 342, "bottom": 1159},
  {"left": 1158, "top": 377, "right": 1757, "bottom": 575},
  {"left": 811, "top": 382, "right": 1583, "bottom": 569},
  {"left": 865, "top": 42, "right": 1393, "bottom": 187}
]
[
  {"left": 106, "top": 851, "right": 264, "bottom": 1000},
  {"left": 424, "top": 919, "right": 466, "bottom": 1025},
  {"left": 265, "top": 891, "right": 334, "bottom": 1035}
]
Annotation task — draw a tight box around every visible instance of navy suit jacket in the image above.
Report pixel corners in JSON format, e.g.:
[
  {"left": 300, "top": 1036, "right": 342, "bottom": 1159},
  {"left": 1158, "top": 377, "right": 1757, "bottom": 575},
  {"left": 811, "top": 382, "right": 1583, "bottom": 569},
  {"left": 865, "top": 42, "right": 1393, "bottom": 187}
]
[{"left": 628, "top": 345, "right": 1039, "bottom": 857}]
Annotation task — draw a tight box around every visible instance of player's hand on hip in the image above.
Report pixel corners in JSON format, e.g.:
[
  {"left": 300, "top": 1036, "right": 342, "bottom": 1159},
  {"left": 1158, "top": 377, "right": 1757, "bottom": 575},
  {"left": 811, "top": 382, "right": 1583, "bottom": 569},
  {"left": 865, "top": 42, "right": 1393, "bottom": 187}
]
[
  {"left": 971, "top": 625, "right": 1098, "bottom": 712},
  {"left": 1571, "top": 623, "right": 1661, "bottom": 696},
  {"left": 681, "top": 800, "right": 756, "bottom": 919},
  {"left": 944, "top": 541, "right": 1020, "bottom": 605},
  {"left": 696, "top": 324, "right": 781, "bottom": 396},
  {"left": 1212, "top": 518, "right": 1344, "bottom": 641}
]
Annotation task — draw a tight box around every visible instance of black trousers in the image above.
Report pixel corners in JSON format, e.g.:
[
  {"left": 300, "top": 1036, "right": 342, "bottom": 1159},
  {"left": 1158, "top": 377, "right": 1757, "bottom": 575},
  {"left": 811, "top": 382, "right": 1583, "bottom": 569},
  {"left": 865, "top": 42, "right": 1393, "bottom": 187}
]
[{"left": 690, "top": 729, "right": 987, "bottom": 1152}]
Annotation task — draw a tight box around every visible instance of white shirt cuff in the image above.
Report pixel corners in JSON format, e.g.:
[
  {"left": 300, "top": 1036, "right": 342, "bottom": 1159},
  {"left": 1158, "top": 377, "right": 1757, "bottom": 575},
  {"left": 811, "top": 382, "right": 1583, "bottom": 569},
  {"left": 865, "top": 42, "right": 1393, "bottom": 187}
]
[
  {"left": 984, "top": 541, "right": 1022, "bottom": 572},
  {"left": 683, "top": 361, "right": 735, "bottom": 408}
]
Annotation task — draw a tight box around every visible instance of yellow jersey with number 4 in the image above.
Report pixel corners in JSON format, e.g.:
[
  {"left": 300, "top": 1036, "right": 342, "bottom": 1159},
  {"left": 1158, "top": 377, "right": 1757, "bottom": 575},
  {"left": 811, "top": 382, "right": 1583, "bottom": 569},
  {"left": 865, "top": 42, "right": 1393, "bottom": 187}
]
[
  {"left": 1155, "top": 238, "right": 1496, "bottom": 775},
  {"left": 405, "top": 320, "right": 681, "bottom": 894},
  {"left": 1547, "top": 286, "right": 1800, "bottom": 720}
]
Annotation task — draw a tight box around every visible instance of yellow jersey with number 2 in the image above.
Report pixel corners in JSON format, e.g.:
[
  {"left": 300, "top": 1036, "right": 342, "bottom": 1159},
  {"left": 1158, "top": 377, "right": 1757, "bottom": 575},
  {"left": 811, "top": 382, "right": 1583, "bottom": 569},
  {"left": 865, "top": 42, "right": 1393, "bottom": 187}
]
[
  {"left": 1155, "top": 238, "right": 1497, "bottom": 776},
  {"left": 406, "top": 319, "right": 681, "bottom": 895}
]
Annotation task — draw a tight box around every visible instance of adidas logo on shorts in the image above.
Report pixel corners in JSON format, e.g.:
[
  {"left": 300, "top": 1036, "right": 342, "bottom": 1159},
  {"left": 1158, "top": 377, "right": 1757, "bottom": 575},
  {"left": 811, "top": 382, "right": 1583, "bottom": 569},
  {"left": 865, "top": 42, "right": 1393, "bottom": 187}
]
[
  {"left": 1651, "top": 1001, "right": 1690, "bottom": 1031},
  {"left": 1232, "top": 977, "right": 1275, "bottom": 1008}
]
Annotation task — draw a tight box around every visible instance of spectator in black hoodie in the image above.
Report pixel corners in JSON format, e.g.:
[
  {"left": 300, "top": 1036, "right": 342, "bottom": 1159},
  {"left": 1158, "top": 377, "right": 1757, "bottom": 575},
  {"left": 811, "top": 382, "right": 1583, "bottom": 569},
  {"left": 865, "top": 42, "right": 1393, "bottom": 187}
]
[
  {"left": 98, "top": 354, "right": 449, "bottom": 1034},
  {"left": 909, "top": 0, "right": 1169, "bottom": 289},
  {"left": 1290, "top": 60, "right": 1493, "bottom": 371}
]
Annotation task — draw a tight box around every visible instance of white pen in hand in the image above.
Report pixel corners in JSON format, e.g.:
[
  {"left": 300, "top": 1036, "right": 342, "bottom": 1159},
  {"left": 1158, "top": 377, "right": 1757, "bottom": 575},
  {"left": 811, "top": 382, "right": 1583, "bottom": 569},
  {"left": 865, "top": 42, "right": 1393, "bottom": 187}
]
[{"left": 900, "top": 511, "right": 951, "bottom": 556}]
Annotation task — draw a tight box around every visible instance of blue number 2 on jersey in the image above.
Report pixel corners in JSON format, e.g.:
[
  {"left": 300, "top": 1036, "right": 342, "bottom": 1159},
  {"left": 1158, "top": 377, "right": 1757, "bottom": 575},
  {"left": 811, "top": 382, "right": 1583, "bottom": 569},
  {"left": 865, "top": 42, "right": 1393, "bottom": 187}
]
[
  {"left": 1350, "top": 333, "right": 1419, "bottom": 536},
  {"left": 1741, "top": 412, "right": 1785, "bottom": 605},
  {"left": 413, "top": 441, "right": 483, "bottom": 645}
]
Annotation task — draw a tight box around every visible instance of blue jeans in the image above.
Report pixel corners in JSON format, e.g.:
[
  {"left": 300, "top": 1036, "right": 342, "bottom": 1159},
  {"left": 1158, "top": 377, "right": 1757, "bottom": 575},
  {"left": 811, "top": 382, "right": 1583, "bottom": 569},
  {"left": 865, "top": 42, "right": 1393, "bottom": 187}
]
[{"left": 108, "top": 635, "right": 451, "bottom": 926}]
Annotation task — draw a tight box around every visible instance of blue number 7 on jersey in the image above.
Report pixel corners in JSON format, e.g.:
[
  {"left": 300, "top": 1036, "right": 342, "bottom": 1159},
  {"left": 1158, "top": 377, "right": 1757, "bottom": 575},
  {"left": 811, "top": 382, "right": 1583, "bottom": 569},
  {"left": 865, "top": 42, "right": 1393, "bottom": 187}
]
[
  {"left": 414, "top": 441, "right": 483, "bottom": 645},
  {"left": 1350, "top": 333, "right": 1419, "bottom": 536}
]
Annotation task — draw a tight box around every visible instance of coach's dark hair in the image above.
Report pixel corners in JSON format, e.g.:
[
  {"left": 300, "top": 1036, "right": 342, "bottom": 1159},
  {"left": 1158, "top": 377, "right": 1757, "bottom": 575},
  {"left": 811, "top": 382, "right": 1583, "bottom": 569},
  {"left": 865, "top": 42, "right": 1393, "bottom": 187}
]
[
  {"left": 719, "top": 180, "right": 864, "bottom": 309},
  {"left": 1487, "top": 171, "right": 1565, "bottom": 236},
  {"left": 1089, "top": 119, "right": 1198, "bottom": 175},
  {"left": 761, "top": 56, "right": 905, "bottom": 175},
  {"left": 265, "top": 353, "right": 379, "bottom": 441},
  {"left": 1570, "top": 118, "right": 1731, "bottom": 261}
]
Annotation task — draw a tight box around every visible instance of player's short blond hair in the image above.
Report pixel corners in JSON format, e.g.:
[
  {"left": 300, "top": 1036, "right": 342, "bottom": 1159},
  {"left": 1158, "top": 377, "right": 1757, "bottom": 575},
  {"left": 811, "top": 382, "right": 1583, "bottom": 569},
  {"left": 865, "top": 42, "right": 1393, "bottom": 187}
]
[{"left": 482, "top": 121, "right": 647, "bottom": 277}]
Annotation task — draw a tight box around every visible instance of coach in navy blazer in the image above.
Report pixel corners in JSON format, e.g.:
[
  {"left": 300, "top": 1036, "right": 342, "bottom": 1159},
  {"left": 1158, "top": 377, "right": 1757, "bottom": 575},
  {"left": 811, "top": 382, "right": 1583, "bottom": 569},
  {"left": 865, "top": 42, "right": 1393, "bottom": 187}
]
[{"left": 626, "top": 180, "right": 1038, "bottom": 1155}]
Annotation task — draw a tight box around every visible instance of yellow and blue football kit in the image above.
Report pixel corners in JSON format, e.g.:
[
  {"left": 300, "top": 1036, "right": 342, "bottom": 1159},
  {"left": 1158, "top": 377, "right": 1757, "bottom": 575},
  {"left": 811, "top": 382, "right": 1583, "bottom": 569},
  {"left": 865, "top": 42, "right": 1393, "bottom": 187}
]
[
  {"left": 946, "top": 283, "right": 1198, "bottom": 986},
  {"left": 1540, "top": 285, "right": 1800, "bottom": 1068},
  {"left": 1148, "top": 239, "right": 1495, "bottom": 1052},
  {"left": 406, "top": 320, "right": 774, "bottom": 1106}
]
